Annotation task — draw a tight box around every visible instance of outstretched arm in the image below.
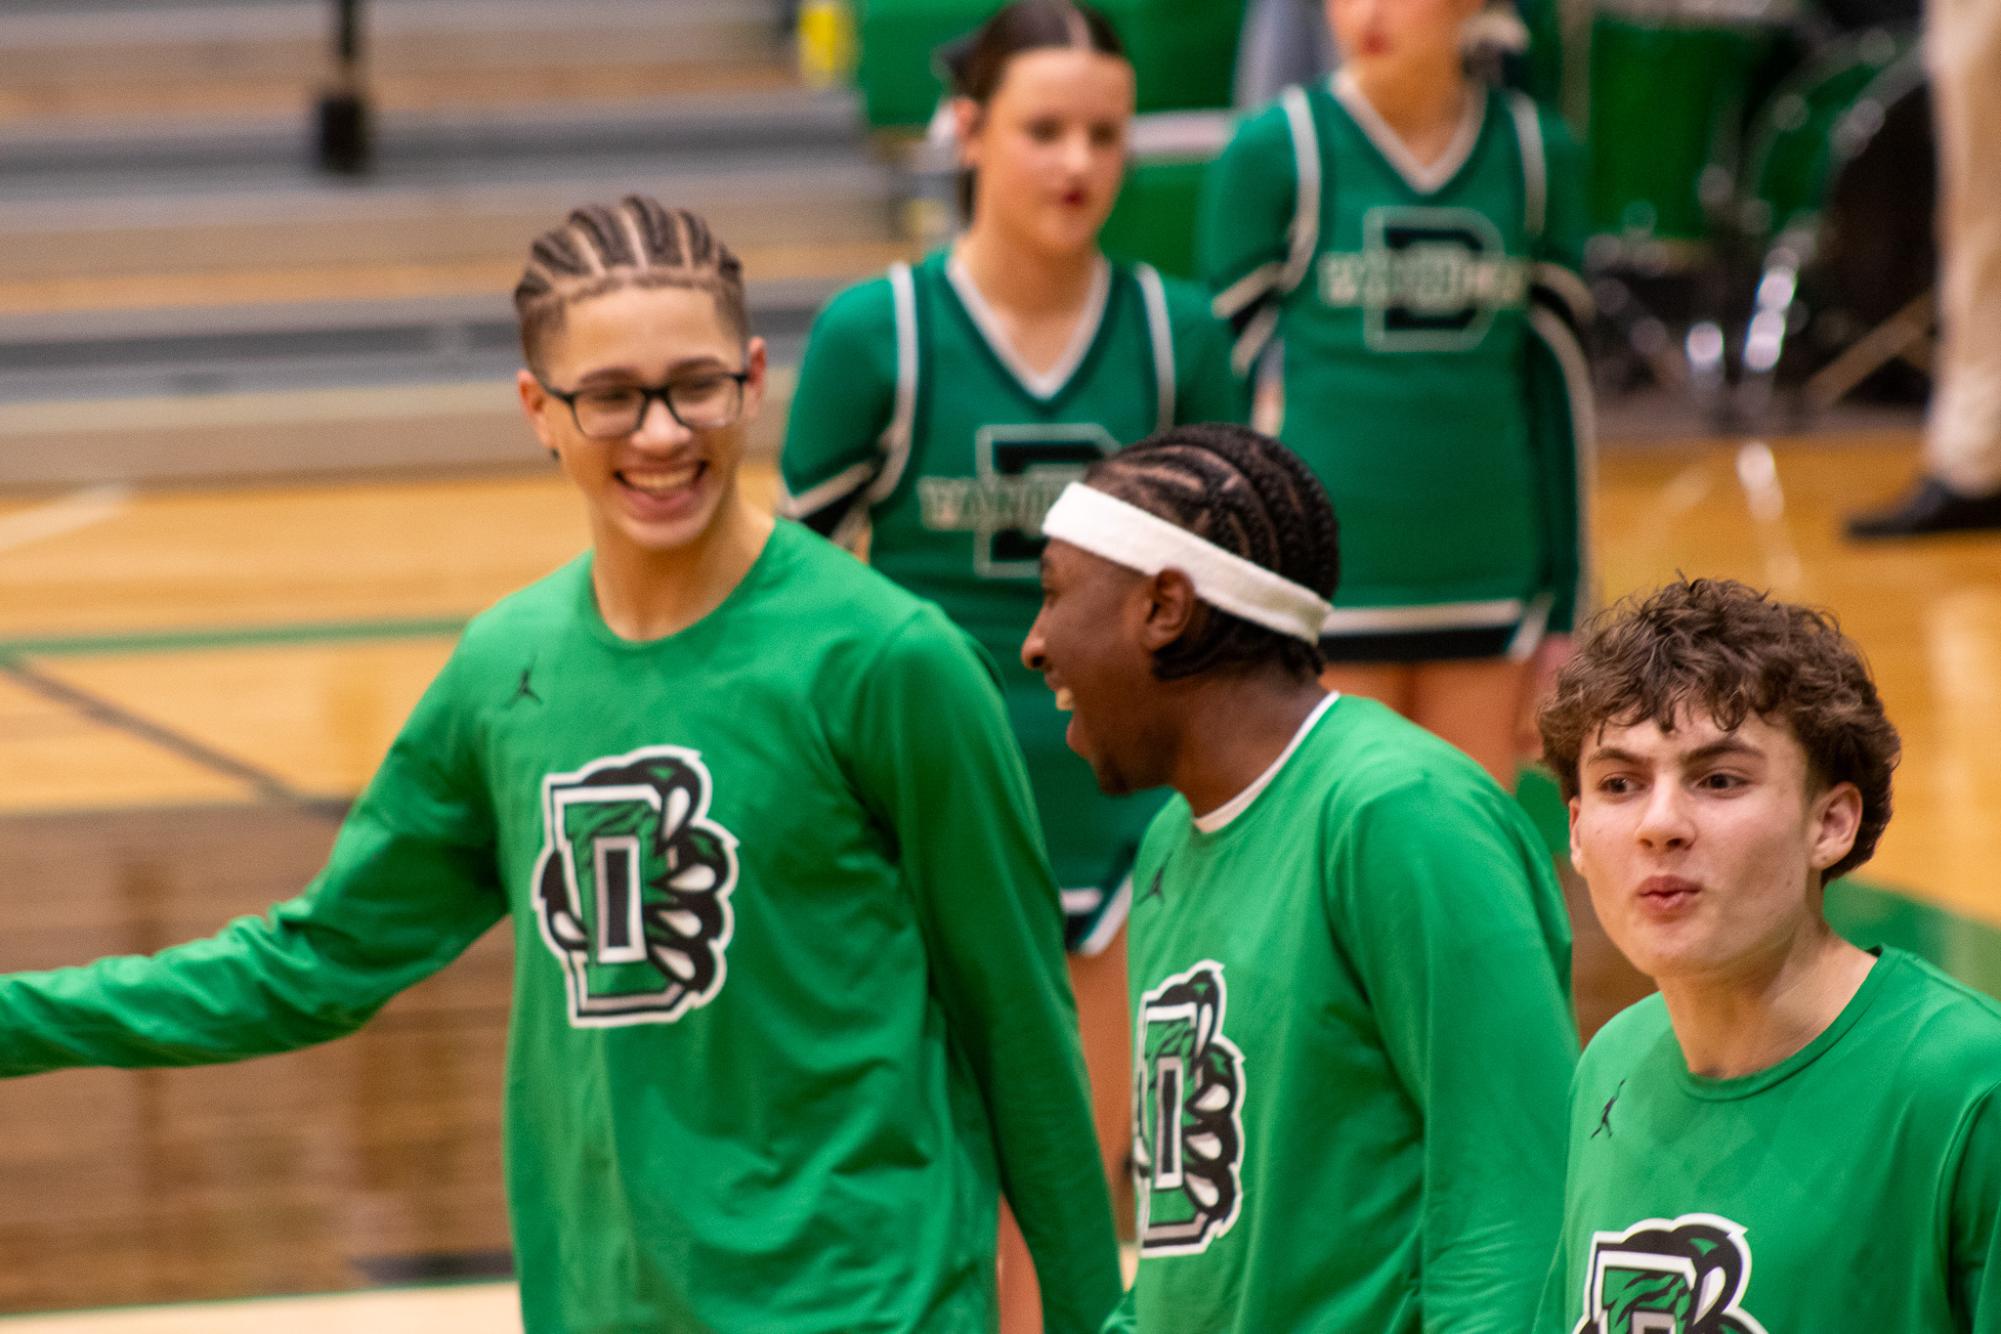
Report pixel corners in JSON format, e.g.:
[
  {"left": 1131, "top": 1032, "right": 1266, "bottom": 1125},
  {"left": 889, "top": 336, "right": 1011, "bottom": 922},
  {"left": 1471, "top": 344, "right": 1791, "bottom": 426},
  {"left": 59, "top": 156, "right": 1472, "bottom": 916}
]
[{"left": 0, "top": 657, "right": 506, "bottom": 1075}]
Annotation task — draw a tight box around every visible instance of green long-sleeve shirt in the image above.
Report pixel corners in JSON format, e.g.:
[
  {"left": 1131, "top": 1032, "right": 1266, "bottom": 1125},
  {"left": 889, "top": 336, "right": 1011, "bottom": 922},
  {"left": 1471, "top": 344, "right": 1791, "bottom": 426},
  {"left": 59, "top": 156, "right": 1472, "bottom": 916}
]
[
  {"left": 0, "top": 520, "right": 1120, "bottom": 1334},
  {"left": 1108, "top": 693, "right": 1576, "bottom": 1332}
]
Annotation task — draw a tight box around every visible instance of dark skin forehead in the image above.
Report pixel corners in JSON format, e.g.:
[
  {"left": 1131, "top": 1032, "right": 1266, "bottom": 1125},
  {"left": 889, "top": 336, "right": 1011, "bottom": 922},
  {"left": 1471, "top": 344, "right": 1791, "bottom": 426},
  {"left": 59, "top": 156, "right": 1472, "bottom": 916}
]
[{"left": 1039, "top": 540, "right": 1137, "bottom": 590}]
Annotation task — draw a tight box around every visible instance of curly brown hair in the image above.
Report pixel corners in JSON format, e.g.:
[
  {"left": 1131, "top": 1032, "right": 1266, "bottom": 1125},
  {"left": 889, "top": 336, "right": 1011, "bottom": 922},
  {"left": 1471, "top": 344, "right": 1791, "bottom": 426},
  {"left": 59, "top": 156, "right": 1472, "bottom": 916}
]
[{"left": 1537, "top": 578, "right": 1900, "bottom": 881}]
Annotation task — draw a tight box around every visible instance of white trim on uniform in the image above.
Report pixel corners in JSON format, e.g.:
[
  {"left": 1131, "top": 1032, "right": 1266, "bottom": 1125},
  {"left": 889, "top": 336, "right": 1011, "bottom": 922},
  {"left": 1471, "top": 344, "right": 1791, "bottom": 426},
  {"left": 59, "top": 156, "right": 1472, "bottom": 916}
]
[
  {"left": 1507, "top": 91, "right": 1548, "bottom": 239},
  {"left": 1213, "top": 260, "right": 1285, "bottom": 322},
  {"left": 945, "top": 253, "right": 1111, "bottom": 403},
  {"left": 1135, "top": 262, "right": 1177, "bottom": 431},
  {"left": 863, "top": 262, "right": 921, "bottom": 508},
  {"left": 1333, "top": 69, "right": 1485, "bottom": 196},
  {"left": 1322, "top": 598, "right": 1526, "bottom": 634},
  {"left": 1533, "top": 261, "right": 1596, "bottom": 329},
  {"left": 779, "top": 264, "right": 919, "bottom": 545},
  {"left": 1279, "top": 85, "right": 1322, "bottom": 293},
  {"left": 1235, "top": 306, "right": 1283, "bottom": 380},
  {"left": 1529, "top": 305, "right": 1597, "bottom": 624},
  {"left": 779, "top": 459, "right": 878, "bottom": 527},
  {"left": 1507, "top": 592, "right": 1554, "bottom": 662},
  {"left": 1192, "top": 691, "right": 1340, "bottom": 833},
  {"left": 1224, "top": 87, "right": 1320, "bottom": 377},
  {"left": 1074, "top": 873, "right": 1134, "bottom": 958},
  {"left": 1060, "top": 887, "right": 1104, "bottom": 916}
]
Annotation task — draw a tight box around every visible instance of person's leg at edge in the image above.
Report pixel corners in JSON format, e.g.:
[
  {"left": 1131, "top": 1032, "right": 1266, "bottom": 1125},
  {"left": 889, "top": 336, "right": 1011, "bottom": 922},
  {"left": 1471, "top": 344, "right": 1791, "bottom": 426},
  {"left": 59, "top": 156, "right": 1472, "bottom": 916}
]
[
  {"left": 1846, "top": 0, "right": 2001, "bottom": 537},
  {"left": 1922, "top": 0, "right": 2001, "bottom": 500},
  {"left": 999, "top": 931, "right": 1134, "bottom": 1334},
  {"left": 1409, "top": 656, "right": 1535, "bottom": 789},
  {"left": 1320, "top": 662, "right": 1417, "bottom": 718},
  {"left": 998, "top": 1200, "right": 1040, "bottom": 1334}
]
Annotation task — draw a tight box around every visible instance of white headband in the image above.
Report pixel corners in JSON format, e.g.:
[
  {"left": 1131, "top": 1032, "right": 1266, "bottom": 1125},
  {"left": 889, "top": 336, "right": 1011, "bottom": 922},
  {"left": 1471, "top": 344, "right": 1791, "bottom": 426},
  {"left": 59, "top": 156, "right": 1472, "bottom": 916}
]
[{"left": 1041, "top": 483, "right": 1331, "bottom": 643}]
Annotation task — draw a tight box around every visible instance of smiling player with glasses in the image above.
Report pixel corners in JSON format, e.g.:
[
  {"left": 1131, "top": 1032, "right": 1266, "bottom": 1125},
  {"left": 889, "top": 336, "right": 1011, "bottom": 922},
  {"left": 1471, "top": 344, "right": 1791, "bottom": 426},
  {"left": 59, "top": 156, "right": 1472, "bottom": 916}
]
[{"left": 0, "top": 197, "right": 1120, "bottom": 1334}]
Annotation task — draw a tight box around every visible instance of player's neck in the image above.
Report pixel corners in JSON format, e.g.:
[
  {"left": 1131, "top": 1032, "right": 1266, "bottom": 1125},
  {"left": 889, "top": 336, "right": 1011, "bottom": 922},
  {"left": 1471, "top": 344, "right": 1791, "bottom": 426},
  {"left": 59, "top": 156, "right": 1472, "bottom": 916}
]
[
  {"left": 1344, "top": 65, "right": 1470, "bottom": 161},
  {"left": 952, "top": 228, "right": 1101, "bottom": 318},
  {"left": 589, "top": 494, "right": 775, "bottom": 642},
  {"left": 1656, "top": 925, "right": 1877, "bottom": 1080},
  {"left": 1167, "top": 675, "right": 1330, "bottom": 820}
]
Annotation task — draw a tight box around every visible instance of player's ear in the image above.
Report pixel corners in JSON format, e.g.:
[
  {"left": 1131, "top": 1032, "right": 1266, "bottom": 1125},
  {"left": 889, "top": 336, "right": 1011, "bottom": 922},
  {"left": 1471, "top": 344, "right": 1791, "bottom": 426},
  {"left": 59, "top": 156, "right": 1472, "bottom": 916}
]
[
  {"left": 951, "top": 97, "right": 983, "bottom": 168},
  {"left": 740, "top": 337, "right": 769, "bottom": 419},
  {"left": 1808, "top": 780, "right": 1863, "bottom": 874},
  {"left": 1140, "top": 568, "right": 1199, "bottom": 651},
  {"left": 518, "top": 369, "right": 559, "bottom": 458}
]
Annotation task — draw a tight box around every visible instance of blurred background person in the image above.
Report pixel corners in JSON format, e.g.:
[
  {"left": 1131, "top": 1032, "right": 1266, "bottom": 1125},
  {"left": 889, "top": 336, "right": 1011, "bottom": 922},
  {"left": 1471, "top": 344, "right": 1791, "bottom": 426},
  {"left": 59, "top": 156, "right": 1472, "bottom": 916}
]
[
  {"left": 1197, "top": 0, "right": 1593, "bottom": 786},
  {"left": 1233, "top": 0, "right": 1337, "bottom": 110},
  {"left": 1845, "top": 0, "right": 2001, "bottom": 538}
]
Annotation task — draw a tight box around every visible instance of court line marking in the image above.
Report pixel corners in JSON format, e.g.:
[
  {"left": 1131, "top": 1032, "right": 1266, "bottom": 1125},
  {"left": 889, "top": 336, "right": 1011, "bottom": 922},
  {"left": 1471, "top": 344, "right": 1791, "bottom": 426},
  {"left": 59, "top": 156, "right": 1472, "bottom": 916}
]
[
  {"left": 0, "top": 659, "right": 327, "bottom": 814},
  {"left": 0, "top": 615, "right": 467, "bottom": 661},
  {"left": 0, "top": 483, "right": 131, "bottom": 556}
]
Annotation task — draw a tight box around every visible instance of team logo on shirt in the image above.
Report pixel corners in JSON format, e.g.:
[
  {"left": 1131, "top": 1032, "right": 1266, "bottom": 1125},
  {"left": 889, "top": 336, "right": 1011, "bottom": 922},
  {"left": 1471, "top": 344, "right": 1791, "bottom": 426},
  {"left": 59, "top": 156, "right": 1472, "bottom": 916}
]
[
  {"left": 532, "top": 746, "right": 739, "bottom": 1027},
  {"left": 1318, "top": 206, "right": 1528, "bottom": 352},
  {"left": 1133, "top": 961, "right": 1246, "bottom": 1256},
  {"left": 1576, "top": 1213, "right": 1768, "bottom": 1334},
  {"left": 916, "top": 424, "right": 1117, "bottom": 577}
]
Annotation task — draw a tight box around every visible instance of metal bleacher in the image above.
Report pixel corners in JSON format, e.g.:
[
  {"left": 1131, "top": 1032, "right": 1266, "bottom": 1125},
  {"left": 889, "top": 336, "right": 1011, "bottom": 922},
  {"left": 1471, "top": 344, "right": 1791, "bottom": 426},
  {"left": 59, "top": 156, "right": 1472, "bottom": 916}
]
[{"left": 0, "top": 0, "right": 901, "bottom": 487}]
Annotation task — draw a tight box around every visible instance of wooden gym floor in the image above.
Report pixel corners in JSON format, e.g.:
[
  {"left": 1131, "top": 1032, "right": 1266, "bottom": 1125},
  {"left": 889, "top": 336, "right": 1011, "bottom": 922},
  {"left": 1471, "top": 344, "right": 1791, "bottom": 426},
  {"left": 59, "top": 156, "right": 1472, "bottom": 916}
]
[{"left": 1, "top": 431, "right": 1998, "bottom": 1327}]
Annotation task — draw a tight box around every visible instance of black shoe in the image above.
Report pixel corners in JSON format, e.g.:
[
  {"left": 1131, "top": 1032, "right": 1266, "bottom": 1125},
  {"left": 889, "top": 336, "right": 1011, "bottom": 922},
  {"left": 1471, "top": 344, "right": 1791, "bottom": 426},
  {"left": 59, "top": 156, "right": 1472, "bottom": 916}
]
[{"left": 1846, "top": 476, "right": 2001, "bottom": 539}]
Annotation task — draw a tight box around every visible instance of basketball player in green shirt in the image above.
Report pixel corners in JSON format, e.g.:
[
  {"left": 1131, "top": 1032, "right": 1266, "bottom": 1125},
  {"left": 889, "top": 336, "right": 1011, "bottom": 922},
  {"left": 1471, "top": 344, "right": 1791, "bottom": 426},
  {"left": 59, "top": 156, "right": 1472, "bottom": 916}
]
[
  {"left": 0, "top": 197, "right": 1119, "bottom": 1334},
  {"left": 1021, "top": 421, "right": 1576, "bottom": 1332},
  {"left": 1535, "top": 578, "right": 2001, "bottom": 1331}
]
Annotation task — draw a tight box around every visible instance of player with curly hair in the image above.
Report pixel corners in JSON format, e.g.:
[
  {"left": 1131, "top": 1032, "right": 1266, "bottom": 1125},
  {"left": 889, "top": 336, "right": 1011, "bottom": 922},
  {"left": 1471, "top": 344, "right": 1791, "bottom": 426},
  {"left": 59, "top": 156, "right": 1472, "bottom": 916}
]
[{"left": 1535, "top": 577, "right": 2001, "bottom": 1332}]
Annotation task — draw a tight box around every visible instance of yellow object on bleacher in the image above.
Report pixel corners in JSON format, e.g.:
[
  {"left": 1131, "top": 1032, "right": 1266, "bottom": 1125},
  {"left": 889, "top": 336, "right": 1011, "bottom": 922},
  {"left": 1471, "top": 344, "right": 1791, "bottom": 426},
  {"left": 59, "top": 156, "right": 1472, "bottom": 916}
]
[{"left": 797, "top": 0, "right": 858, "bottom": 89}]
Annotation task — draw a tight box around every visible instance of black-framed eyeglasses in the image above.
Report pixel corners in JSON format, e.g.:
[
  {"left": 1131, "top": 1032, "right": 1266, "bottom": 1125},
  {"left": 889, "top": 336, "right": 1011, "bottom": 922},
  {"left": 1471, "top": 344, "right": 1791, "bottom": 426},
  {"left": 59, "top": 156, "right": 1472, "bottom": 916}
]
[{"left": 536, "top": 369, "right": 750, "bottom": 439}]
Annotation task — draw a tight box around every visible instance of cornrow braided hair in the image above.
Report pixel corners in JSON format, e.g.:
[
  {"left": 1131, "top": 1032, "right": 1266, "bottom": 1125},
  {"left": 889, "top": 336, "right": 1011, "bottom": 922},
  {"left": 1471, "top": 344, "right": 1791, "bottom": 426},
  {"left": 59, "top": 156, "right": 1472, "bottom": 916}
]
[
  {"left": 1084, "top": 422, "right": 1340, "bottom": 682},
  {"left": 513, "top": 196, "right": 747, "bottom": 371}
]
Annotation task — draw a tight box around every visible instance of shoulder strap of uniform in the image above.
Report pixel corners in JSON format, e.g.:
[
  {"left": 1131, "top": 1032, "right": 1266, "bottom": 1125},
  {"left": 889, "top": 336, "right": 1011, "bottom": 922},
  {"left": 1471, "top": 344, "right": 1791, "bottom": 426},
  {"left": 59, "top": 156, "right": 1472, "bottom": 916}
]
[
  {"left": 1279, "top": 83, "right": 1323, "bottom": 294},
  {"left": 793, "top": 262, "right": 918, "bottom": 548},
  {"left": 1133, "top": 262, "right": 1177, "bottom": 432},
  {"left": 1228, "top": 82, "right": 1324, "bottom": 377},
  {"left": 1510, "top": 94, "right": 1594, "bottom": 330},
  {"left": 1505, "top": 90, "right": 1547, "bottom": 243},
  {"left": 863, "top": 261, "right": 921, "bottom": 509}
]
